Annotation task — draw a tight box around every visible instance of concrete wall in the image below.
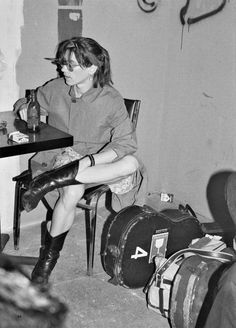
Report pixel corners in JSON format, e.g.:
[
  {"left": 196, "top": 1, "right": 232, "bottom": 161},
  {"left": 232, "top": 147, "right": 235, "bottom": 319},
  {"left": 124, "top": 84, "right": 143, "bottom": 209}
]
[{"left": 0, "top": 0, "right": 236, "bottom": 232}]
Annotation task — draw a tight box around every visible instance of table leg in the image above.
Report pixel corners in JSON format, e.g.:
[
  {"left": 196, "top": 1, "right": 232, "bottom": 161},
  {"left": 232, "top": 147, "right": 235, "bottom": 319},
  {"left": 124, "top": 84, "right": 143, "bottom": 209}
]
[
  {"left": 3, "top": 254, "right": 38, "bottom": 266},
  {"left": 0, "top": 222, "right": 37, "bottom": 266},
  {"left": 0, "top": 233, "right": 10, "bottom": 251}
]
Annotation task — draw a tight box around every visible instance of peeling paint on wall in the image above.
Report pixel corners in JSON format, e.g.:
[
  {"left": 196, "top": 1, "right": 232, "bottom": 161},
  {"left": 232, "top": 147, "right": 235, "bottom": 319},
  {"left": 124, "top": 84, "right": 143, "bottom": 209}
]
[
  {"left": 58, "top": 9, "right": 82, "bottom": 41},
  {"left": 0, "top": 50, "right": 7, "bottom": 80},
  {"left": 0, "top": 0, "right": 25, "bottom": 232},
  {"left": 58, "top": 0, "right": 83, "bottom": 42},
  {"left": 16, "top": 0, "right": 58, "bottom": 96},
  {"left": 0, "top": 0, "right": 24, "bottom": 109},
  {"left": 58, "top": 0, "right": 83, "bottom": 5}
]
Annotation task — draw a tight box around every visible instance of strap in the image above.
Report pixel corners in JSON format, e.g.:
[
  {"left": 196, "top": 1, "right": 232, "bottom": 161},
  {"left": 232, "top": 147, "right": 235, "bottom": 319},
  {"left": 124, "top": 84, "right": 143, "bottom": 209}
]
[
  {"left": 178, "top": 203, "right": 197, "bottom": 218},
  {"left": 158, "top": 287, "right": 166, "bottom": 317},
  {"left": 157, "top": 248, "right": 233, "bottom": 276},
  {"left": 87, "top": 154, "right": 95, "bottom": 167},
  {"left": 185, "top": 204, "right": 197, "bottom": 218}
]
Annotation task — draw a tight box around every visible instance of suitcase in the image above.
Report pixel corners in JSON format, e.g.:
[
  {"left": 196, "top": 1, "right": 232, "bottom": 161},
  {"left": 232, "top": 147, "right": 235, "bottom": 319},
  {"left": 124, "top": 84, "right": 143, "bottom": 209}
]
[
  {"left": 101, "top": 204, "right": 204, "bottom": 289},
  {"left": 146, "top": 248, "right": 234, "bottom": 320},
  {"left": 169, "top": 250, "right": 234, "bottom": 328}
]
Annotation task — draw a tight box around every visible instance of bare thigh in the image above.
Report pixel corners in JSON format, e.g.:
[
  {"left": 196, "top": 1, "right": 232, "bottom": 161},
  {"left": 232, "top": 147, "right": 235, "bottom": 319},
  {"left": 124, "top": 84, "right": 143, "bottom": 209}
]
[{"left": 76, "top": 154, "right": 139, "bottom": 184}]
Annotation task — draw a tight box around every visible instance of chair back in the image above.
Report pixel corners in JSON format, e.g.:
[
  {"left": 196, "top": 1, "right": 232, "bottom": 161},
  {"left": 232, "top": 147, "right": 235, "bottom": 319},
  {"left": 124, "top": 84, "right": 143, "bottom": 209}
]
[{"left": 124, "top": 98, "right": 141, "bottom": 131}]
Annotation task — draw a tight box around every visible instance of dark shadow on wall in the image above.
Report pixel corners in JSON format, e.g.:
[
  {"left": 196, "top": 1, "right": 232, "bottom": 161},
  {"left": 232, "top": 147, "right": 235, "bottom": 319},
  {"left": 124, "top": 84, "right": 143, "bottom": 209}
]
[
  {"left": 15, "top": 0, "right": 59, "bottom": 97},
  {"left": 206, "top": 170, "right": 236, "bottom": 246},
  {"left": 16, "top": 0, "right": 83, "bottom": 97}
]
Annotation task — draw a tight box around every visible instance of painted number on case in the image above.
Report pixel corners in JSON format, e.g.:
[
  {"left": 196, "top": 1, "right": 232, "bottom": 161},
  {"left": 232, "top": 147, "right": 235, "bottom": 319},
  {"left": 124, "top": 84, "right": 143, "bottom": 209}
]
[{"left": 131, "top": 247, "right": 148, "bottom": 259}]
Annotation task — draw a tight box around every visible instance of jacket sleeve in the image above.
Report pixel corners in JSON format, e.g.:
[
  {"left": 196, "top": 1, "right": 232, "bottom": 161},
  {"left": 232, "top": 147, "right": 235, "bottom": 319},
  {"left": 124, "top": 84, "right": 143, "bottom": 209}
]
[
  {"left": 36, "top": 82, "right": 52, "bottom": 112},
  {"left": 101, "top": 96, "right": 138, "bottom": 159}
]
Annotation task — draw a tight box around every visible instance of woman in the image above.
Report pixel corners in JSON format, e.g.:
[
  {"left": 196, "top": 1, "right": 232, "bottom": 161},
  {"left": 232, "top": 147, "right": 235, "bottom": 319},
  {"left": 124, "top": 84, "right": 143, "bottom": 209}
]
[{"left": 16, "top": 37, "right": 141, "bottom": 286}]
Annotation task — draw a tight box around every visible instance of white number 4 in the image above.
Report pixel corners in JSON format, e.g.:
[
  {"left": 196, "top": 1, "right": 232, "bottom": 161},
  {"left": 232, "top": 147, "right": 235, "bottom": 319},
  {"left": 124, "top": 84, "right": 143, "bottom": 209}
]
[{"left": 131, "top": 246, "right": 148, "bottom": 259}]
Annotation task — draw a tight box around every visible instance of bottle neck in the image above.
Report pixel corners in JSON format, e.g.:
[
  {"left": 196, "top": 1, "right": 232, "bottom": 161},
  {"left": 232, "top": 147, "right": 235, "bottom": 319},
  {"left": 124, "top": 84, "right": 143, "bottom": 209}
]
[{"left": 30, "top": 90, "right": 36, "bottom": 102}]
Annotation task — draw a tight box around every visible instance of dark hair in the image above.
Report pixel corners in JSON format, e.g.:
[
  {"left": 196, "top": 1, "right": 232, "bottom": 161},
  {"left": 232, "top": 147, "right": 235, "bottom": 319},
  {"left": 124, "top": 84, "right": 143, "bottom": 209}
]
[{"left": 55, "top": 37, "right": 113, "bottom": 87}]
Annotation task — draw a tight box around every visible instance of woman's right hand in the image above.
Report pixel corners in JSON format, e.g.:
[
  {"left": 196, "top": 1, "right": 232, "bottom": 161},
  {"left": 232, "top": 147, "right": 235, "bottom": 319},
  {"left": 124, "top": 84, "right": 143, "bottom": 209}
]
[{"left": 13, "top": 98, "right": 28, "bottom": 121}]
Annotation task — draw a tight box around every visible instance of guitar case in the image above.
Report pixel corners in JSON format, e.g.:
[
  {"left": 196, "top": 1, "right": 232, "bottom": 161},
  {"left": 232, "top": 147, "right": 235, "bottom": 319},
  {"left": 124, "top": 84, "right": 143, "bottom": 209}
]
[{"left": 101, "top": 204, "right": 204, "bottom": 289}]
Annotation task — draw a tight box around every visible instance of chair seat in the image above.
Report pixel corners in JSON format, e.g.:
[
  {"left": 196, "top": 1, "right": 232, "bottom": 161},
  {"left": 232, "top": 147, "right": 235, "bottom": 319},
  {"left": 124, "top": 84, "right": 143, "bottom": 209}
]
[
  {"left": 12, "top": 170, "right": 32, "bottom": 183},
  {"left": 83, "top": 184, "right": 109, "bottom": 201}
]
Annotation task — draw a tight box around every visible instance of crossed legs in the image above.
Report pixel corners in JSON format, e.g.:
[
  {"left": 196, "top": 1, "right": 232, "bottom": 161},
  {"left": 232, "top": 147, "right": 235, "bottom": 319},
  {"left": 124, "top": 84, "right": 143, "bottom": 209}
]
[
  {"left": 27, "top": 155, "right": 139, "bottom": 285},
  {"left": 49, "top": 154, "right": 139, "bottom": 236}
]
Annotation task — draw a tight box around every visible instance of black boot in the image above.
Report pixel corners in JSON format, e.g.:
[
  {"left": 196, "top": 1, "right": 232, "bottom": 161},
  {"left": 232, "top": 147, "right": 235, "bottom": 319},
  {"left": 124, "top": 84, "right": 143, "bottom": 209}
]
[
  {"left": 22, "top": 159, "right": 81, "bottom": 212},
  {"left": 31, "top": 229, "right": 68, "bottom": 287}
]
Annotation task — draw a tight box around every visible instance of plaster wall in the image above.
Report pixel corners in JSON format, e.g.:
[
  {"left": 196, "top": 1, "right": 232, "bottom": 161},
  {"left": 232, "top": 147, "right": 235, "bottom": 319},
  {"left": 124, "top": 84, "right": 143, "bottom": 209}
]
[
  {"left": 158, "top": 1, "right": 236, "bottom": 218},
  {"left": 83, "top": 0, "right": 236, "bottom": 220}
]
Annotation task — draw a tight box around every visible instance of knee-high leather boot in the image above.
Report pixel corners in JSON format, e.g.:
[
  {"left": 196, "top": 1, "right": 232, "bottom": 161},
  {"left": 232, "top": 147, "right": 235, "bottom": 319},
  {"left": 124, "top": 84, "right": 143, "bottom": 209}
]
[
  {"left": 22, "top": 159, "right": 81, "bottom": 212},
  {"left": 31, "top": 229, "right": 68, "bottom": 287}
]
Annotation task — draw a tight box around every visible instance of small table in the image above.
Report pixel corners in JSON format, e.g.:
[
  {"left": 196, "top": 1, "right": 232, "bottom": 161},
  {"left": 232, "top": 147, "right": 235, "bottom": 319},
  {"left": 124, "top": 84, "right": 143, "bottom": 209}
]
[
  {"left": 0, "top": 111, "right": 73, "bottom": 263},
  {"left": 0, "top": 111, "right": 73, "bottom": 158}
]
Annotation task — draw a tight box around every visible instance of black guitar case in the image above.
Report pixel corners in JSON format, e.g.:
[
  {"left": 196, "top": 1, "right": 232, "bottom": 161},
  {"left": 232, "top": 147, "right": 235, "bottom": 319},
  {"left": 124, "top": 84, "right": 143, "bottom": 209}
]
[{"left": 101, "top": 204, "right": 204, "bottom": 289}]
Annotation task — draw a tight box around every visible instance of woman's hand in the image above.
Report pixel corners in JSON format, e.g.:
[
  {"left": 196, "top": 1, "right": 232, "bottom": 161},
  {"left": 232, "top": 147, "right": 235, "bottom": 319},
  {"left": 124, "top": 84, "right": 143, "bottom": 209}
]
[{"left": 13, "top": 98, "right": 28, "bottom": 121}]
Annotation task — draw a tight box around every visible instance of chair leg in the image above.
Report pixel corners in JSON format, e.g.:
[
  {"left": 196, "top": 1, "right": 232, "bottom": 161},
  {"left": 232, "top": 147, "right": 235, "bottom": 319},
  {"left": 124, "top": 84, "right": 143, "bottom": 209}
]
[
  {"left": 13, "top": 180, "right": 23, "bottom": 250},
  {"left": 86, "top": 191, "right": 107, "bottom": 276},
  {"left": 85, "top": 205, "right": 96, "bottom": 276}
]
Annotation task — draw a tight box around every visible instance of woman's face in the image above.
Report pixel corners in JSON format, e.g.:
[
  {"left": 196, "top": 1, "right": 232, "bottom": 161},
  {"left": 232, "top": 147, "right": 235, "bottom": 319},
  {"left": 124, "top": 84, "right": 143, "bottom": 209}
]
[{"left": 60, "top": 51, "right": 96, "bottom": 87}]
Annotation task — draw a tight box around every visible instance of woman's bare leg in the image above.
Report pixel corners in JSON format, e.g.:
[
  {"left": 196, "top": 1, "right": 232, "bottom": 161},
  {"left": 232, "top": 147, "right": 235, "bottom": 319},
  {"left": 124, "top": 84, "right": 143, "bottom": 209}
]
[
  {"left": 48, "top": 155, "right": 138, "bottom": 236},
  {"left": 49, "top": 184, "right": 85, "bottom": 236},
  {"left": 75, "top": 155, "right": 139, "bottom": 184}
]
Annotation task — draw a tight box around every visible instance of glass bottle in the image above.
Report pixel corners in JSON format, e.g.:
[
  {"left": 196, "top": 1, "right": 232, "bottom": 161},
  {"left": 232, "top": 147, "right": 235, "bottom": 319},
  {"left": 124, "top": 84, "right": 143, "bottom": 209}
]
[{"left": 27, "top": 89, "right": 40, "bottom": 133}]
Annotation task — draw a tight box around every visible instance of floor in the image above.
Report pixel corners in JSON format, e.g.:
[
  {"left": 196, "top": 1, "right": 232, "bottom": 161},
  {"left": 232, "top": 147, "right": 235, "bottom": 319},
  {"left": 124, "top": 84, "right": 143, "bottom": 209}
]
[{"left": 4, "top": 194, "right": 172, "bottom": 328}]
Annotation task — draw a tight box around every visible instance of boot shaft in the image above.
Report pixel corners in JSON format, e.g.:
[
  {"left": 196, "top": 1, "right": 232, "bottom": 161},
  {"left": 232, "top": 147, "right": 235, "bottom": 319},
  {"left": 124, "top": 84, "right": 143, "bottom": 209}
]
[
  {"left": 32, "top": 230, "right": 69, "bottom": 286},
  {"left": 22, "top": 159, "right": 80, "bottom": 212},
  {"left": 51, "top": 159, "right": 80, "bottom": 187},
  {"left": 44, "top": 230, "right": 69, "bottom": 253}
]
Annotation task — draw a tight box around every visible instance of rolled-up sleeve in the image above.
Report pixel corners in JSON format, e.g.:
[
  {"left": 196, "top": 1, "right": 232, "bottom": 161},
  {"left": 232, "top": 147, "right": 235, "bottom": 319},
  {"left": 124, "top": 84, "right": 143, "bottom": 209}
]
[{"left": 101, "top": 97, "right": 138, "bottom": 159}]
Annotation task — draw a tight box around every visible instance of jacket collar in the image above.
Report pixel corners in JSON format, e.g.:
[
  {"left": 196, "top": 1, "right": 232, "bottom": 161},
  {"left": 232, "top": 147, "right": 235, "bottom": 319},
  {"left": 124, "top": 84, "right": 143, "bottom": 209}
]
[{"left": 69, "top": 84, "right": 102, "bottom": 103}]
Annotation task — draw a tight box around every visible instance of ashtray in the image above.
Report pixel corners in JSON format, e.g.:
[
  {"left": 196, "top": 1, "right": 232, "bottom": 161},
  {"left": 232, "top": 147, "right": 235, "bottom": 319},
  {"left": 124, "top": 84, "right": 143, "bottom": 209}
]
[{"left": 0, "top": 120, "right": 7, "bottom": 130}]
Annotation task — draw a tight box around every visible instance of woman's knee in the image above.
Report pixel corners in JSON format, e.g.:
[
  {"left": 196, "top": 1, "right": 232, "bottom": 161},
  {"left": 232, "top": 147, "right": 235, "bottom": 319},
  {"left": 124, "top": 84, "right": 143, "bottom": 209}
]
[
  {"left": 59, "top": 184, "right": 85, "bottom": 208},
  {"left": 121, "top": 155, "right": 139, "bottom": 175}
]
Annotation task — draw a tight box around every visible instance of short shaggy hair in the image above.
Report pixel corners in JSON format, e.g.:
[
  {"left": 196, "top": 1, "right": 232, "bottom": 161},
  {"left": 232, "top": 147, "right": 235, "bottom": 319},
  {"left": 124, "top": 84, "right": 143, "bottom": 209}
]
[{"left": 55, "top": 36, "right": 113, "bottom": 88}]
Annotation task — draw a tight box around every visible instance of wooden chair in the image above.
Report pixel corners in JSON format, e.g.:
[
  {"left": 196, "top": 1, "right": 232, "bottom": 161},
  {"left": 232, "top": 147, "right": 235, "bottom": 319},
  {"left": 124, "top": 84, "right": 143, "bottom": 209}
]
[{"left": 12, "top": 98, "right": 141, "bottom": 275}]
